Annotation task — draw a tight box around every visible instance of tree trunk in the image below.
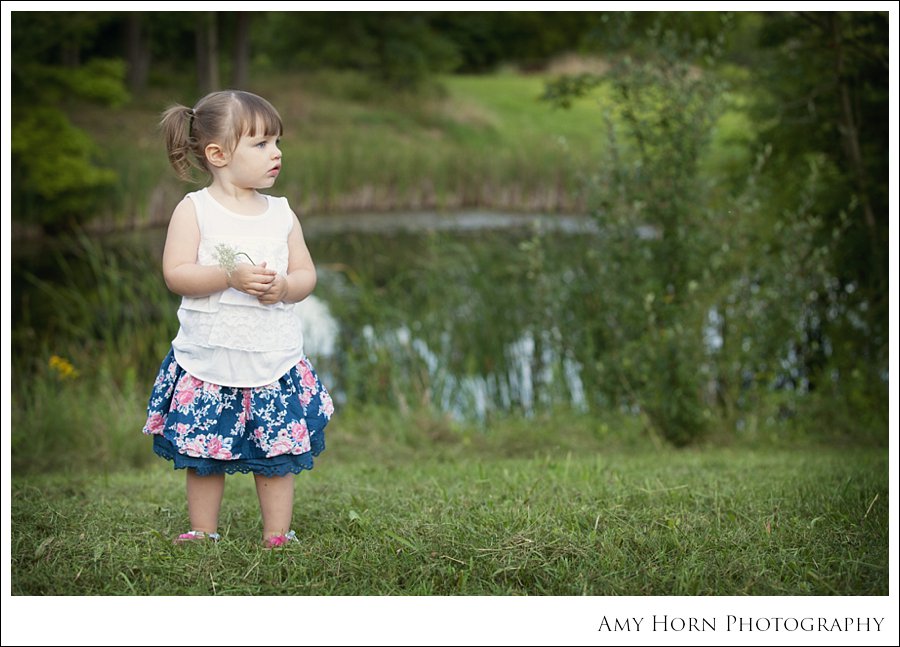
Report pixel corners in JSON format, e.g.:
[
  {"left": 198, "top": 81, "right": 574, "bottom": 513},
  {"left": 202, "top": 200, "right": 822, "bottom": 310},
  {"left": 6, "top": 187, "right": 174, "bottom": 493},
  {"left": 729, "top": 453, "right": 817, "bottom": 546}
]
[
  {"left": 232, "top": 12, "right": 251, "bottom": 89},
  {"left": 196, "top": 11, "right": 220, "bottom": 94},
  {"left": 126, "top": 12, "right": 151, "bottom": 93},
  {"left": 830, "top": 13, "right": 877, "bottom": 250},
  {"left": 61, "top": 41, "right": 80, "bottom": 67}
]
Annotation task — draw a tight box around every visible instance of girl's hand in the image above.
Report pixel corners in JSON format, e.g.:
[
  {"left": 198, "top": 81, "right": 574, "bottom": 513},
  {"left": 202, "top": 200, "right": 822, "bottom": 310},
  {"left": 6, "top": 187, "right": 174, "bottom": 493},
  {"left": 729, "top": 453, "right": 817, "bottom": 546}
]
[
  {"left": 228, "top": 262, "right": 276, "bottom": 297},
  {"left": 257, "top": 273, "right": 288, "bottom": 305}
]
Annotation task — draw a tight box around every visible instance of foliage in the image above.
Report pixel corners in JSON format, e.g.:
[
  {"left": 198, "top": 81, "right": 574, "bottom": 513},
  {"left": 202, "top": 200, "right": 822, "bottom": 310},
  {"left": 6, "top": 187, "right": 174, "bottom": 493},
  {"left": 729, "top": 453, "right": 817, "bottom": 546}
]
[
  {"left": 745, "top": 12, "right": 889, "bottom": 415},
  {"left": 12, "top": 106, "right": 119, "bottom": 228},
  {"left": 253, "top": 12, "right": 461, "bottom": 91},
  {"left": 11, "top": 233, "right": 179, "bottom": 474},
  {"left": 579, "top": 12, "right": 738, "bottom": 60},
  {"left": 541, "top": 13, "right": 888, "bottom": 446},
  {"left": 16, "top": 232, "right": 176, "bottom": 358},
  {"left": 545, "top": 32, "right": 725, "bottom": 446},
  {"left": 12, "top": 13, "right": 130, "bottom": 230},
  {"left": 430, "top": 12, "right": 608, "bottom": 72}
]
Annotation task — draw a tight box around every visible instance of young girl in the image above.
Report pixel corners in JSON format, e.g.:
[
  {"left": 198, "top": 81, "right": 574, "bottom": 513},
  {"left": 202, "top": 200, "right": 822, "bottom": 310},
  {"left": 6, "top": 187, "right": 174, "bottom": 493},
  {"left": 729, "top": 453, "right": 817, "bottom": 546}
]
[{"left": 142, "top": 90, "right": 332, "bottom": 548}]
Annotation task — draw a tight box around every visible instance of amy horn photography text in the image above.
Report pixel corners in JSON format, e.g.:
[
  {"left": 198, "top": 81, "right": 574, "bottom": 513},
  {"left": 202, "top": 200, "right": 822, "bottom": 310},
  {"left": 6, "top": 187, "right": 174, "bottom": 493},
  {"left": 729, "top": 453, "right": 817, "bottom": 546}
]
[{"left": 598, "top": 616, "right": 885, "bottom": 633}]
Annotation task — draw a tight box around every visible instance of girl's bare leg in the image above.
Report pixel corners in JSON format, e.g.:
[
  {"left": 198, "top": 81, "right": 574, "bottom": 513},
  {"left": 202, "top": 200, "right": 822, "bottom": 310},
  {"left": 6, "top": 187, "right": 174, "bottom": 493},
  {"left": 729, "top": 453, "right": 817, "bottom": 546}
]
[
  {"left": 186, "top": 468, "right": 225, "bottom": 534},
  {"left": 254, "top": 473, "right": 295, "bottom": 540}
]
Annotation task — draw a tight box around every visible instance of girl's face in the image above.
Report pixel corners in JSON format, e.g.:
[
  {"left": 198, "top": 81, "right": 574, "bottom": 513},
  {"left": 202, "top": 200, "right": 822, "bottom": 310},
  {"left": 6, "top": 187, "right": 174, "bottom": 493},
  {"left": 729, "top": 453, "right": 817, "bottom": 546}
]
[{"left": 223, "top": 125, "right": 283, "bottom": 190}]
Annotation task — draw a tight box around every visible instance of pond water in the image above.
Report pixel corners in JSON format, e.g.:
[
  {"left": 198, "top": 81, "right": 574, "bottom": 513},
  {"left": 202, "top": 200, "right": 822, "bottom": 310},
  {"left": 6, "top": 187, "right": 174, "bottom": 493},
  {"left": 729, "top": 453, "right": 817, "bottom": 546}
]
[
  {"left": 13, "top": 211, "right": 606, "bottom": 421},
  {"left": 302, "top": 211, "right": 601, "bottom": 419}
]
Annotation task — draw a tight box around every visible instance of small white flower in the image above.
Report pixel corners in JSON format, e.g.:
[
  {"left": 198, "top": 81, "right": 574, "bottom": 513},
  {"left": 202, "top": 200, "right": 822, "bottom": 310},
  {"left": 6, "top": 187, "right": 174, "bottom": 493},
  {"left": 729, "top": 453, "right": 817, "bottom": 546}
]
[{"left": 213, "top": 243, "right": 255, "bottom": 272}]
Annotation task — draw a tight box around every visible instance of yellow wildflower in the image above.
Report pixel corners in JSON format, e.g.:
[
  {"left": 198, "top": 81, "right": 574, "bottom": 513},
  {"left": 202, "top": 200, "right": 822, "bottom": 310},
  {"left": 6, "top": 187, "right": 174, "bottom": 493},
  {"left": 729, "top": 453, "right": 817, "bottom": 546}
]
[{"left": 49, "top": 355, "right": 79, "bottom": 380}]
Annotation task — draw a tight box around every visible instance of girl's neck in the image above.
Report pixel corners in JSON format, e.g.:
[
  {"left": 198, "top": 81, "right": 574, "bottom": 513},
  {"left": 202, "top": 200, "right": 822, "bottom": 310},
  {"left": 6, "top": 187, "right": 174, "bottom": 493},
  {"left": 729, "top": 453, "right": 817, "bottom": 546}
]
[{"left": 207, "top": 183, "right": 267, "bottom": 216}]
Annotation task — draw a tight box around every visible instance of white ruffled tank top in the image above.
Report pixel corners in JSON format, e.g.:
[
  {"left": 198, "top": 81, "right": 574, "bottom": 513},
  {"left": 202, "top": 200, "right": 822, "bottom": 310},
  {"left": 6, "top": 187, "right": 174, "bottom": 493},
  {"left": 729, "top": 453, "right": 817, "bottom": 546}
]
[{"left": 171, "top": 188, "right": 304, "bottom": 387}]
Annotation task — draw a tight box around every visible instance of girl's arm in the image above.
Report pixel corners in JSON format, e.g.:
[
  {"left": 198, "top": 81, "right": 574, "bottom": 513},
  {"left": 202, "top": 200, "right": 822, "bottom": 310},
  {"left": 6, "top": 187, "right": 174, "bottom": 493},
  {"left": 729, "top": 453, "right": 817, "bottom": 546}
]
[
  {"left": 162, "top": 198, "right": 276, "bottom": 298},
  {"left": 257, "top": 212, "right": 317, "bottom": 305}
]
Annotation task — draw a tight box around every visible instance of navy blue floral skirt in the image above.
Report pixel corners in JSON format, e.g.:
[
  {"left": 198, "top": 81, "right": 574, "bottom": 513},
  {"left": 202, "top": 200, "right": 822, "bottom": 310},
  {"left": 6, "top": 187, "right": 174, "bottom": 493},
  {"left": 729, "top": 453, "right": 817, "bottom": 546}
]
[{"left": 142, "top": 349, "right": 331, "bottom": 476}]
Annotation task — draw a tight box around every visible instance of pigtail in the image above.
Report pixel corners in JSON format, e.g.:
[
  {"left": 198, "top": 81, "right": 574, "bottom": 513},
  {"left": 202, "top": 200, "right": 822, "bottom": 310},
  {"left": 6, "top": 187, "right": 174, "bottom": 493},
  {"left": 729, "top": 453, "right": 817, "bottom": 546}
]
[{"left": 160, "top": 104, "right": 199, "bottom": 182}]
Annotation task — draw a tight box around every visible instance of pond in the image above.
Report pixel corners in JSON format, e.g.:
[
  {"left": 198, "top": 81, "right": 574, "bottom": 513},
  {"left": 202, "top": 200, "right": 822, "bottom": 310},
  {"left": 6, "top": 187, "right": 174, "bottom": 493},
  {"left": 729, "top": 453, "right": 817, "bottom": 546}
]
[
  {"left": 301, "top": 211, "right": 603, "bottom": 420},
  {"left": 13, "top": 211, "right": 607, "bottom": 422}
]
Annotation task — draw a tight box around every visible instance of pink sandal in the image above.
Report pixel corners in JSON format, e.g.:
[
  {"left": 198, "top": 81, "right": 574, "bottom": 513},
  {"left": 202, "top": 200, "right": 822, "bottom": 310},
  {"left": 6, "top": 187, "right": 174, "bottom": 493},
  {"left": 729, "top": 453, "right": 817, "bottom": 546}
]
[
  {"left": 174, "top": 530, "right": 221, "bottom": 544},
  {"left": 263, "top": 530, "right": 297, "bottom": 549}
]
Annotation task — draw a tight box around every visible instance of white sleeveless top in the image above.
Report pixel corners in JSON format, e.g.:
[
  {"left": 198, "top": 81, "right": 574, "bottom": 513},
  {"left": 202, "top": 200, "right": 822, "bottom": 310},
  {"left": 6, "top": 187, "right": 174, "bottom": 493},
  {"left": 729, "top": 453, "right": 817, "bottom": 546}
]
[{"left": 171, "top": 188, "right": 304, "bottom": 387}]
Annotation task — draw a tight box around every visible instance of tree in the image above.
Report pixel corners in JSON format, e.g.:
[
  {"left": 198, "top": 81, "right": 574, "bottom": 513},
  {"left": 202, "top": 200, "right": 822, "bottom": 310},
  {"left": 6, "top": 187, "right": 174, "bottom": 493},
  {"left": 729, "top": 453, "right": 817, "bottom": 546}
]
[
  {"left": 544, "top": 28, "right": 725, "bottom": 445},
  {"left": 11, "top": 12, "right": 129, "bottom": 231},
  {"left": 543, "top": 11, "right": 888, "bottom": 442},
  {"left": 196, "top": 11, "right": 220, "bottom": 94},
  {"left": 126, "top": 12, "right": 151, "bottom": 93},
  {"left": 232, "top": 12, "right": 251, "bottom": 88},
  {"left": 253, "top": 12, "right": 460, "bottom": 90},
  {"left": 748, "top": 11, "right": 888, "bottom": 422}
]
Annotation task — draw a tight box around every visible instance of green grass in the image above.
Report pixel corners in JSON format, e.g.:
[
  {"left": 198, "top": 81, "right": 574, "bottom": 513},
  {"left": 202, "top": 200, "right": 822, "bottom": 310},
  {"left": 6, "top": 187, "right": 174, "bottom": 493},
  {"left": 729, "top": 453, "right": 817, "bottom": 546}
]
[
  {"left": 54, "top": 66, "right": 764, "bottom": 235},
  {"left": 12, "top": 427, "right": 887, "bottom": 595},
  {"left": 268, "top": 71, "right": 612, "bottom": 215},
  {"left": 62, "top": 69, "right": 622, "bottom": 230}
]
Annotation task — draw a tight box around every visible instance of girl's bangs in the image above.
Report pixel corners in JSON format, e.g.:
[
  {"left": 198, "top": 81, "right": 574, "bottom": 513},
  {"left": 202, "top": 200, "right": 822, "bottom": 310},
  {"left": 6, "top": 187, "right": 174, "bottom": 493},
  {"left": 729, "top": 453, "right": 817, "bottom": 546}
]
[
  {"left": 242, "top": 109, "right": 283, "bottom": 138},
  {"left": 236, "top": 95, "right": 283, "bottom": 138}
]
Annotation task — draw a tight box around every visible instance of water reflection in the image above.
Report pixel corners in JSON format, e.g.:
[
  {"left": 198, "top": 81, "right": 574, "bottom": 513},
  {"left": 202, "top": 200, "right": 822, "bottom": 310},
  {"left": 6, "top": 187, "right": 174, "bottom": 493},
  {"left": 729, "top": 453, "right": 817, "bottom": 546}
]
[
  {"left": 302, "top": 210, "right": 600, "bottom": 236},
  {"left": 12, "top": 211, "right": 640, "bottom": 421},
  {"left": 339, "top": 320, "right": 589, "bottom": 421},
  {"left": 302, "top": 216, "right": 601, "bottom": 420}
]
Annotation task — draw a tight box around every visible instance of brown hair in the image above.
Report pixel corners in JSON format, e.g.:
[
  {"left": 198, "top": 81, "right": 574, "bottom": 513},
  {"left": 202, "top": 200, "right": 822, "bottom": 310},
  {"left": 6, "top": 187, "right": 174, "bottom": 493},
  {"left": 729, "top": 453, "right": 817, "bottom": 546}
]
[{"left": 160, "top": 90, "right": 283, "bottom": 182}]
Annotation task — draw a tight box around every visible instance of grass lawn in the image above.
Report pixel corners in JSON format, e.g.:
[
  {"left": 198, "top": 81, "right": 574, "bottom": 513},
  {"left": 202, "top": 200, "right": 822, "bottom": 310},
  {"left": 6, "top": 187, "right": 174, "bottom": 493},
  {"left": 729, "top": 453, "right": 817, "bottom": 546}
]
[
  {"left": 62, "top": 69, "right": 621, "bottom": 231},
  {"left": 11, "top": 432, "right": 887, "bottom": 596}
]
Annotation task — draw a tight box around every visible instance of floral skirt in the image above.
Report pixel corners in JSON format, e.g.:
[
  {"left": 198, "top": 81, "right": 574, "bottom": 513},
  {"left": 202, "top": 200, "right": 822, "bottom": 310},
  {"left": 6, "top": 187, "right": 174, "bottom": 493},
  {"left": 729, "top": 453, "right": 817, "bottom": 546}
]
[{"left": 142, "top": 349, "right": 331, "bottom": 476}]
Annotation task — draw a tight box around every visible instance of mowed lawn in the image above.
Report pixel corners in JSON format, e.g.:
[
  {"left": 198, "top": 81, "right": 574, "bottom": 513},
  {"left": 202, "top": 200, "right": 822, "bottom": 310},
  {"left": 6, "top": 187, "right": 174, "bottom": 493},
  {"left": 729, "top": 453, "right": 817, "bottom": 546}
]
[{"left": 11, "top": 435, "right": 887, "bottom": 596}]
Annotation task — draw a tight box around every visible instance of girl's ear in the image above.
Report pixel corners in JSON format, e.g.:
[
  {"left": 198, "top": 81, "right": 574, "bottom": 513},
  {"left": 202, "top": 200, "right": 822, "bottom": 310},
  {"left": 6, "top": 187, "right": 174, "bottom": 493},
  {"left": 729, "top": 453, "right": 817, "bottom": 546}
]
[{"left": 205, "top": 143, "right": 229, "bottom": 168}]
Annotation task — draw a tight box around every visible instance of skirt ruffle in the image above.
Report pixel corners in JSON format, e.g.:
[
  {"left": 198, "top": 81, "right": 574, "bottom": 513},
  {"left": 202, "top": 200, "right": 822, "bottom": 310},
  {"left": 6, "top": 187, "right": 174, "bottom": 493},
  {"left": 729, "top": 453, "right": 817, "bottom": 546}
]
[{"left": 142, "top": 349, "right": 331, "bottom": 476}]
